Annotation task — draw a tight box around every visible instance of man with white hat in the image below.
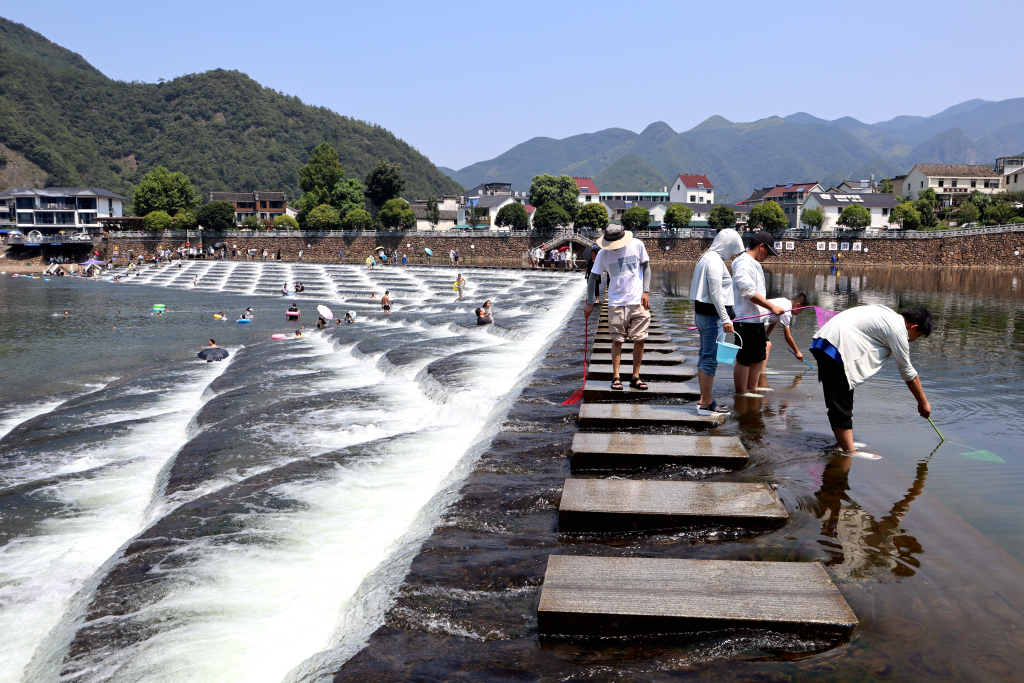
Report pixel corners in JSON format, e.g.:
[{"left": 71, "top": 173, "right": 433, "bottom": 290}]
[{"left": 583, "top": 225, "right": 651, "bottom": 390}]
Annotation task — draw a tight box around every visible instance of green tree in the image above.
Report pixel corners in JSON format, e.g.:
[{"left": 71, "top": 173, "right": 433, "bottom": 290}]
[
  {"left": 528, "top": 174, "right": 580, "bottom": 222},
  {"left": 967, "top": 190, "right": 990, "bottom": 212},
  {"left": 574, "top": 202, "right": 609, "bottom": 231},
  {"left": 241, "top": 214, "right": 260, "bottom": 229},
  {"left": 621, "top": 206, "right": 651, "bottom": 231},
  {"left": 918, "top": 188, "right": 937, "bottom": 202},
  {"left": 878, "top": 178, "right": 893, "bottom": 194},
  {"left": 345, "top": 208, "right": 372, "bottom": 230},
  {"left": 532, "top": 202, "right": 571, "bottom": 232},
  {"left": 748, "top": 200, "right": 788, "bottom": 234},
  {"left": 986, "top": 201, "right": 1016, "bottom": 225},
  {"left": 495, "top": 202, "right": 531, "bottom": 230},
  {"left": 889, "top": 202, "right": 921, "bottom": 230},
  {"left": 196, "top": 201, "right": 237, "bottom": 231},
  {"left": 334, "top": 178, "right": 365, "bottom": 218},
  {"left": 663, "top": 204, "right": 693, "bottom": 229},
  {"left": 801, "top": 207, "right": 824, "bottom": 231},
  {"left": 837, "top": 204, "right": 871, "bottom": 229},
  {"left": 426, "top": 195, "right": 441, "bottom": 228},
  {"left": 707, "top": 205, "right": 737, "bottom": 230},
  {"left": 466, "top": 206, "right": 489, "bottom": 227},
  {"left": 174, "top": 208, "right": 198, "bottom": 231},
  {"left": 299, "top": 142, "right": 346, "bottom": 202},
  {"left": 143, "top": 210, "right": 173, "bottom": 232},
  {"left": 364, "top": 161, "right": 407, "bottom": 212},
  {"left": 273, "top": 214, "right": 299, "bottom": 229},
  {"left": 132, "top": 166, "right": 197, "bottom": 216},
  {"left": 378, "top": 198, "right": 416, "bottom": 229},
  {"left": 305, "top": 204, "right": 341, "bottom": 230},
  {"left": 957, "top": 202, "right": 980, "bottom": 225},
  {"left": 914, "top": 197, "right": 938, "bottom": 227}
]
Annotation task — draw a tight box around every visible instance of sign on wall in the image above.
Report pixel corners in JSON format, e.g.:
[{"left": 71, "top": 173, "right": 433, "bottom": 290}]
[
  {"left": 840, "top": 242, "right": 850, "bottom": 251},
  {"left": 817, "top": 242, "right": 826, "bottom": 251},
  {"left": 828, "top": 242, "right": 838, "bottom": 251},
  {"left": 785, "top": 241, "right": 795, "bottom": 251},
  {"left": 774, "top": 241, "right": 783, "bottom": 252},
  {"left": 852, "top": 242, "right": 862, "bottom": 251}
]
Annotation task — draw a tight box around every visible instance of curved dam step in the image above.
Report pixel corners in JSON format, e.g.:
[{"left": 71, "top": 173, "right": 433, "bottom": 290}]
[{"left": 569, "top": 433, "right": 748, "bottom": 471}]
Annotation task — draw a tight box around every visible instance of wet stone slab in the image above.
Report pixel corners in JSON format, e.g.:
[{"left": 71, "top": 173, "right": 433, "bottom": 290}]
[
  {"left": 586, "top": 363, "right": 696, "bottom": 381},
  {"left": 570, "top": 433, "right": 748, "bottom": 471},
  {"left": 537, "top": 555, "right": 859, "bottom": 640},
  {"left": 589, "top": 352, "right": 689, "bottom": 366},
  {"left": 578, "top": 403, "right": 724, "bottom": 430},
  {"left": 558, "top": 479, "right": 787, "bottom": 532},
  {"left": 582, "top": 380, "right": 700, "bottom": 402},
  {"left": 593, "top": 342, "right": 678, "bottom": 353}
]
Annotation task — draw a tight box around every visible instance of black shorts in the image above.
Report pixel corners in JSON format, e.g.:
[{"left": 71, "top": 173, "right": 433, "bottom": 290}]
[
  {"left": 382, "top": 304, "right": 391, "bottom": 310},
  {"left": 811, "top": 347, "right": 854, "bottom": 430},
  {"left": 734, "top": 322, "right": 768, "bottom": 366}
]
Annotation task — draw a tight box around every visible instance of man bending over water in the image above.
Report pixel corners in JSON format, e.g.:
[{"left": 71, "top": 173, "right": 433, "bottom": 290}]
[{"left": 810, "top": 305, "right": 933, "bottom": 458}]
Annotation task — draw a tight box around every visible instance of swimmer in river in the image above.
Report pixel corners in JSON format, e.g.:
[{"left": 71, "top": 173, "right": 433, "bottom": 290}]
[
  {"left": 287, "top": 303, "right": 300, "bottom": 320},
  {"left": 370, "top": 293, "right": 376, "bottom": 299},
  {"left": 317, "top": 316, "right": 327, "bottom": 329},
  {"left": 300, "top": 324, "right": 306, "bottom": 330},
  {"left": 455, "top": 273, "right": 466, "bottom": 301},
  {"left": 482, "top": 300, "right": 492, "bottom": 317},
  {"left": 345, "top": 311, "right": 356, "bottom": 323},
  {"left": 294, "top": 330, "right": 303, "bottom": 338},
  {"left": 282, "top": 284, "right": 288, "bottom": 296},
  {"left": 335, "top": 318, "right": 342, "bottom": 325},
  {"left": 475, "top": 307, "right": 493, "bottom": 325},
  {"left": 63, "top": 311, "right": 69, "bottom": 316},
  {"left": 204, "top": 339, "right": 218, "bottom": 348},
  {"left": 381, "top": 290, "right": 392, "bottom": 315},
  {"left": 217, "top": 311, "right": 225, "bottom": 320},
  {"left": 243, "top": 307, "right": 253, "bottom": 320}
]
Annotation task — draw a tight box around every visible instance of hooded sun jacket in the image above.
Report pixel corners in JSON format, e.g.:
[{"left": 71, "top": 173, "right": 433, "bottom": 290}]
[{"left": 691, "top": 229, "right": 745, "bottom": 325}]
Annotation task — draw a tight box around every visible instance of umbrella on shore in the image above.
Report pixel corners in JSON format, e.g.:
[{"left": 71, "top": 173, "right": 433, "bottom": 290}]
[
  {"left": 423, "top": 248, "right": 434, "bottom": 256},
  {"left": 79, "top": 258, "right": 105, "bottom": 267},
  {"left": 198, "top": 347, "right": 229, "bottom": 361},
  {"left": 317, "top": 304, "right": 334, "bottom": 319},
  {"left": 213, "top": 242, "right": 228, "bottom": 250}
]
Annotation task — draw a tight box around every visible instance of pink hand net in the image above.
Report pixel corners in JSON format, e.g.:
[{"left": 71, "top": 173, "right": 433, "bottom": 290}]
[{"left": 814, "top": 306, "right": 838, "bottom": 328}]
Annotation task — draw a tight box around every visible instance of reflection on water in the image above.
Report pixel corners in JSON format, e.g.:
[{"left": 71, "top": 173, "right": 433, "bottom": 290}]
[{"left": 337, "top": 264, "right": 1024, "bottom": 682}]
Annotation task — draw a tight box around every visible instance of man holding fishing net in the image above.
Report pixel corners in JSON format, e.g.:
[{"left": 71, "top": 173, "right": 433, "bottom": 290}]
[{"left": 811, "top": 305, "right": 933, "bottom": 458}]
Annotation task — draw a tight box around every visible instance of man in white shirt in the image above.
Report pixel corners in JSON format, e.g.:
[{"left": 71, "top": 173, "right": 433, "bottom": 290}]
[
  {"left": 583, "top": 225, "right": 651, "bottom": 390},
  {"left": 449, "top": 249, "right": 455, "bottom": 267},
  {"left": 731, "top": 232, "right": 785, "bottom": 394},
  {"left": 811, "top": 305, "right": 933, "bottom": 457}
]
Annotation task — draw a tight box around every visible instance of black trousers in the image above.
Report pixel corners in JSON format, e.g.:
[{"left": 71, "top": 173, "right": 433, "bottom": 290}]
[{"left": 811, "top": 347, "right": 854, "bottom": 430}]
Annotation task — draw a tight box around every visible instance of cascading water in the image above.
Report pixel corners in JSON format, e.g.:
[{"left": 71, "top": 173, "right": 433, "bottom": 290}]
[{"left": 0, "top": 263, "right": 584, "bottom": 682}]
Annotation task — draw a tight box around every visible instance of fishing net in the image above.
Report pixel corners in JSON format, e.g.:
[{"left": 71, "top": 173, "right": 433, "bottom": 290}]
[{"left": 814, "top": 306, "right": 838, "bottom": 328}]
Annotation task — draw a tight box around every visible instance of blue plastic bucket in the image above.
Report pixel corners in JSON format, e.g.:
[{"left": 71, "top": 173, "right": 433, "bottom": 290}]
[{"left": 716, "top": 331, "right": 743, "bottom": 365}]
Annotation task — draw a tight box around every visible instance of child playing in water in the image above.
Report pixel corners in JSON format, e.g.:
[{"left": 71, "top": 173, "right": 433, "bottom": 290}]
[{"left": 764, "top": 293, "right": 809, "bottom": 364}]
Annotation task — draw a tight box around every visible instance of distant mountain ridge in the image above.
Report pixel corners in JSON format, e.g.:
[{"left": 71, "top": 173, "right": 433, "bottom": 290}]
[
  {"left": 0, "top": 17, "right": 462, "bottom": 207},
  {"left": 442, "top": 98, "right": 1024, "bottom": 201}
]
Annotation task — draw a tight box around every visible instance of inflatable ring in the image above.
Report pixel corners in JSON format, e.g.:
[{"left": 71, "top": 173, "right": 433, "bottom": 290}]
[
  {"left": 236, "top": 319, "right": 252, "bottom": 324},
  {"left": 214, "top": 314, "right": 223, "bottom": 319},
  {"left": 271, "top": 334, "right": 286, "bottom": 340}
]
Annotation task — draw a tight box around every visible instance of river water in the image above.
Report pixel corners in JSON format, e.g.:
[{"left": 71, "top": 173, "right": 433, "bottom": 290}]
[
  {"left": 0, "top": 263, "right": 582, "bottom": 682},
  {"left": 1, "top": 262, "right": 1022, "bottom": 682}
]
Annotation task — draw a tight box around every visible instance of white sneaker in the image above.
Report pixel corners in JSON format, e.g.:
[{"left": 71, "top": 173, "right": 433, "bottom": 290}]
[
  {"left": 696, "top": 400, "right": 730, "bottom": 417},
  {"left": 753, "top": 386, "right": 774, "bottom": 392},
  {"left": 735, "top": 392, "right": 763, "bottom": 398},
  {"left": 849, "top": 451, "right": 881, "bottom": 460}
]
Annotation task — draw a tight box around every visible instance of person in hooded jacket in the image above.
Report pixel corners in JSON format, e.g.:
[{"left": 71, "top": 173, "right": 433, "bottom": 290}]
[{"left": 690, "top": 229, "right": 744, "bottom": 415}]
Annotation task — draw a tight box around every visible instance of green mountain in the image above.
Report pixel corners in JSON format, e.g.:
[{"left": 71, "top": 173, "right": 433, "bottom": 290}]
[
  {"left": 594, "top": 153, "right": 667, "bottom": 191},
  {"left": 0, "top": 17, "right": 462, "bottom": 209},
  {"left": 448, "top": 97, "right": 1024, "bottom": 202}
]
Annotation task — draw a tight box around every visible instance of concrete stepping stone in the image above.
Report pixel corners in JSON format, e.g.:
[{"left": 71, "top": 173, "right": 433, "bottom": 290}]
[
  {"left": 578, "top": 403, "right": 724, "bottom": 430},
  {"left": 594, "top": 333, "right": 674, "bottom": 344},
  {"left": 558, "top": 479, "right": 786, "bottom": 532},
  {"left": 593, "top": 342, "right": 678, "bottom": 354},
  {"left": 586, "top": 364, "right": 695, "bottom": 382},
  {"left": 570, "top": 433, "right": 747, "bottom": 471},
  {"left": 589, "top": 352, "right": 688, "bottom": 366},
  {"left": 537, "top": 555, "right": 858, "bottom": 640},
  {"left": 582, "top": 380, "right": 699, "bottom": 402}
]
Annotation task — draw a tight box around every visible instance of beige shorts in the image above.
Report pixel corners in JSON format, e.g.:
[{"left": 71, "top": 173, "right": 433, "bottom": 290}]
[{"left": 607, "top": 304, "right": 651, "bottom": 342}]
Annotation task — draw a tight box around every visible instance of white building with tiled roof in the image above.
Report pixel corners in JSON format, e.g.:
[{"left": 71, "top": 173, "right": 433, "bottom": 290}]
[
  {"left": 668, "top": 174, "right": 714, "bottom": 204},
  {"left": 801, "top": 192, "right": 901, "bottom": 231},
  {"left": 901, "top": 165, "right": 1002, "bottom": 205},
  {"left": 0, "top": 187, "right": 123, "bottom": 233}
]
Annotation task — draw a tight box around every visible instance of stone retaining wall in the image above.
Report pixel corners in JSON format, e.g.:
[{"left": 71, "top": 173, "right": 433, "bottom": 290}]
[{"left": 100, "top": 232, "right": 1024, "bottom": 267}]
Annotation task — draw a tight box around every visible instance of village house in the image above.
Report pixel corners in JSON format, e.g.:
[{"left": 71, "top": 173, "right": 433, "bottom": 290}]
[
  {"left": 209, "top": 191, "right": 287, "bottom": 224},
  {"left": 742, "top": 182, "right": 823, "bottom": 230},
  {"left": 668, "top": 174, "right": 715, "bottom": 204},
  {"left": 801, "top": 192, "right": 901, "bottom": 231},
  {"left": 900, "top": 165, "right": 1002, "bottom": 206},
  {"left": 0, "top": 187, "right": 123, "bottom": 234},
  {"left": 599, "top": 189, "right": 669, "bottom": 203},
  {"left": 680, "top": 203, "right": 752, "bottom": 230},
  {"left": 995, "top": 154, "right": 1024, "bottom": 193},
  {"left": 573, "top": 177, "right": 601, "bottom": 203},
  {"left": 409, "top": 195, "right": 459, "bottom": 230}
]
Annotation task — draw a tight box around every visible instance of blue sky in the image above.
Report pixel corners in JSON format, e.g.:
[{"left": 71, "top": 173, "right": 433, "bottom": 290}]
[{"left": 6, "top": 0, "right": 1024, "bottom": 170}]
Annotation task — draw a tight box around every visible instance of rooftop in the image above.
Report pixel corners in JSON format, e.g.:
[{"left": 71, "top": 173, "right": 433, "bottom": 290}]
[
  {"left": 675, "top": 174, "right": 714, "bottom": 189},
  {"left": 573, "top": 177, "right": 600, "bottom": 194},
  {"left": 0, "top": 186, "right": 125, "bottom": 200},
  {"left": 209, "top": 191, "right": 286, "bottom": 202},
  {"left": 912, "top": 164, "right": 999, "bottom": 178},
  {"left": 808, "top": 192, "right": 901, "bottom": 208},
  {"left": 764, "top": 182, "right": 819, "bottom": 198}
]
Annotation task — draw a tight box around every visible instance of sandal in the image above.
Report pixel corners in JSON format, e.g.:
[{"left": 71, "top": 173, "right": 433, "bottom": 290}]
[
  {"left": 610, "top": 376, "right": 623, "bottom": 391},
  {"left": 630, "top": 377, "right": 648, "bottom": 390}
]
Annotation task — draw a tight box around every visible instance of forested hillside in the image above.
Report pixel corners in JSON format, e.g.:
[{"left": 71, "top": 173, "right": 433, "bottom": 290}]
[{"left": 0, "top": 18, "right": 462, "bottom": 210}]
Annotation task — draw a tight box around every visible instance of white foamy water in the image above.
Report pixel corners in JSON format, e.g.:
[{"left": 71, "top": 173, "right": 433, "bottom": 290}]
[
  {"left": 0, "top": 363, "right": 231, "bottom": 682},
  {"left": 3, "top": 264, "right": 583, "bottom": 682}
]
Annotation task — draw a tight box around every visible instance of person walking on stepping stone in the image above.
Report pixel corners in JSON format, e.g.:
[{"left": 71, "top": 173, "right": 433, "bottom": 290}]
[
  {"left": 731, "top": 231, "right": 786, "bottom": 396},
  {"left": 690, "top": 229, "right": 744, "bottom": 415},
  {"left": 810, "top": 305, "right": 933, "bottom": 459},
  {"left": 583, "top": 225, "right": 651, "bottom": 390}
]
